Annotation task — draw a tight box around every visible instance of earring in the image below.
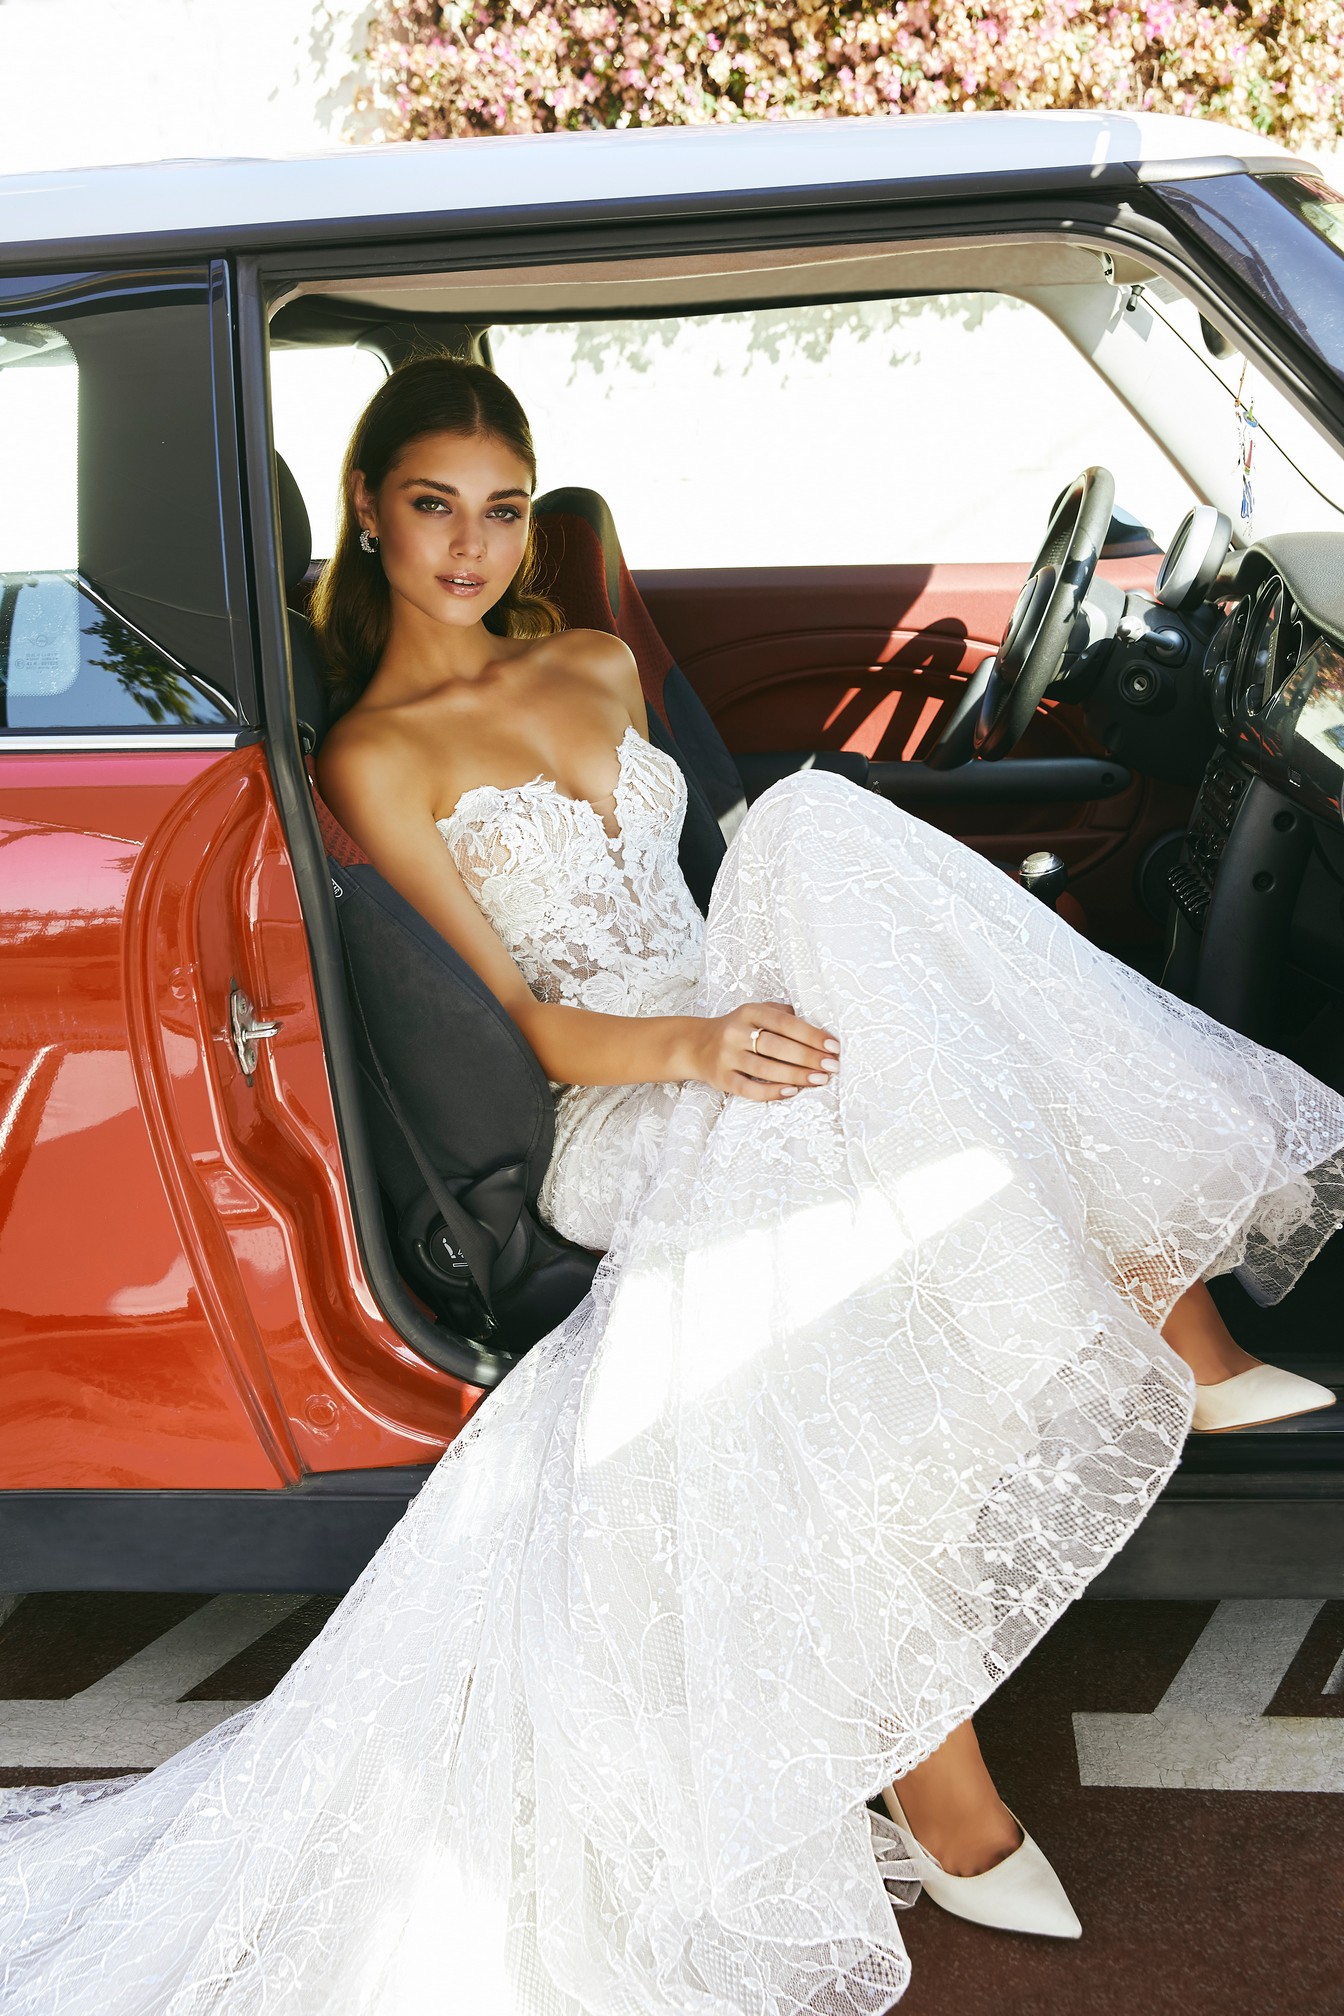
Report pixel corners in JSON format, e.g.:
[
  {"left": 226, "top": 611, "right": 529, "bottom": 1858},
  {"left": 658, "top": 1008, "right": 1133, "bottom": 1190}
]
[{"left": 359, "top": 528, "right": 380, "bottom": 554}]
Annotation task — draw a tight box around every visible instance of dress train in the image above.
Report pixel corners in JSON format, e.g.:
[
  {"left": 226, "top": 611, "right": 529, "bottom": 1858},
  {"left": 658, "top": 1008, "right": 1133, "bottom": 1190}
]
[{"left": 4, "top": 766, "right": 1344, "bottom": 2015}]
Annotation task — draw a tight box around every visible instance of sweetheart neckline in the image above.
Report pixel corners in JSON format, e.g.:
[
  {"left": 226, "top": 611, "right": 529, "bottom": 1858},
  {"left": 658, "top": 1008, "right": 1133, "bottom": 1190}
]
[{"left": 437, "top": 723, "right": 659, "bottom": 843}]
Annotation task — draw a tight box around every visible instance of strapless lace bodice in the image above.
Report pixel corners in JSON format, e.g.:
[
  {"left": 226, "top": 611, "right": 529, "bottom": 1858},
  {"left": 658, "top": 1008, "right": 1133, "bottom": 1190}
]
[
  {"left": 437, "top": 723, "right": 704, "bottom": 1023},
  {"left": 438, "top": 724, "right": 707, "bottom": 1248}
]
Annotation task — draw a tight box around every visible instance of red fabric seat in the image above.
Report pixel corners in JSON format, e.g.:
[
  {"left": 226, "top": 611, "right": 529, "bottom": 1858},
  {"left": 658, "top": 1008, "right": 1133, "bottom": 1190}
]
[
  {"left": 532, "top": 489, "right": 746, "bottom": 833},
  {"left": 532, "top": 489, "right": 736, "bottom": 915},
  {"left": 532, "top": 490, "right": 675, "bottom": 732}
]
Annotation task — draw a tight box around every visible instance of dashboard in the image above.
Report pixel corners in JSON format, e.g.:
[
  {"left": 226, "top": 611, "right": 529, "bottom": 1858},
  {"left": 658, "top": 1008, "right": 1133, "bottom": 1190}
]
[
  {"left": 1078, "top": 501, "right": 1344, "bottom": 1055},
  {"left": 1083, "top": 509, "right": 1344, "bottom": 959},
  {"left": 1206, "top": 563, "right": 1344, "bottom": 822}
]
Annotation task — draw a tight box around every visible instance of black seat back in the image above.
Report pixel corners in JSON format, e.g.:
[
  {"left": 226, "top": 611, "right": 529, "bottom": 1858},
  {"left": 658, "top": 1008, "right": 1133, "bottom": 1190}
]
[
  {"left": 276, "top": 455, "right": 331, "bottom": 755},
  {"left": 277, "top": 454, "right": 598, "bottom": 1355},
  {"left": 318, "top": 803, "right": 599, "bottom": 1351}
]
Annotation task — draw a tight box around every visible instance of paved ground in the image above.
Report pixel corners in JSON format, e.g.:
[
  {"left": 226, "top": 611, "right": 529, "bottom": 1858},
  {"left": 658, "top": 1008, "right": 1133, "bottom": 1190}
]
[{"left": 1, "top": 1591, "right": 1341, "bottom": 2012}]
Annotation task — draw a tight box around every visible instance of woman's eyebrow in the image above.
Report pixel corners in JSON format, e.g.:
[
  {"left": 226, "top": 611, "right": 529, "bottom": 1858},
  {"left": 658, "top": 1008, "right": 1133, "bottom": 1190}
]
[{"left": 399, "top": 477, "right": 530, "bottom": 501}]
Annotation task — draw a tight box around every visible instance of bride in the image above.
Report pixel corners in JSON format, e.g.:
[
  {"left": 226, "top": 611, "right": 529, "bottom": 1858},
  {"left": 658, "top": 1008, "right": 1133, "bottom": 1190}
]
[{"left": 3, "top": 354, "right": 1342, "bottom": 2014}]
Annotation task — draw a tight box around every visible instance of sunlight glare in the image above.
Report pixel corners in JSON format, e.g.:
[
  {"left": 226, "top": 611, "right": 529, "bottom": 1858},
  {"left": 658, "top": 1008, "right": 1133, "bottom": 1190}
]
[{"left": 580, "top": 1147, "right": 1015, "bottom": 1466}]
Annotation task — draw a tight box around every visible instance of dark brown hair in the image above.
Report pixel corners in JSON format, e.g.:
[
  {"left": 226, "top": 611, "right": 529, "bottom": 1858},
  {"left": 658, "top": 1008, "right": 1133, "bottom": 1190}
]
[{"left": 310, "top": 352, "right": 561, "bottom": 715}]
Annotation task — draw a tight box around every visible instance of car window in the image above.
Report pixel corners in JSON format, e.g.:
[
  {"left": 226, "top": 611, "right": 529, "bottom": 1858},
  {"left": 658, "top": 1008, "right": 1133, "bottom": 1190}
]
[
  {"left": 270, "top": 345, "right": 389, "bottom": 560},
  {"left": 488, "top": 294, "right": 1196, "bottom": 567},
  {"left": 1130, "top": 281, "right": 1344, "bottom": 542},
  {"left": 0, "top": 324, "right": 232, "bottom": 734}
]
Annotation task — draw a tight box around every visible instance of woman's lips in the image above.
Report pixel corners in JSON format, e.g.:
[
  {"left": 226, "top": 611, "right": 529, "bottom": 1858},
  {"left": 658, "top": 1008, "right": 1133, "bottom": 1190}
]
[{"left": 437, "top": 573, "right": 486, "bottom": 597}]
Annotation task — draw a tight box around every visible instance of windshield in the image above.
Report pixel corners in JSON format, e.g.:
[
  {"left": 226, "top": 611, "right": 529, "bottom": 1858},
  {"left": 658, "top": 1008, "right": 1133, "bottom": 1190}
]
[
  {"left": 1263, "top": 174, "right": 1344, "bottom": 263},
  {"left": 1153, "top": 172, "right": 1344, "bottom": 381}
]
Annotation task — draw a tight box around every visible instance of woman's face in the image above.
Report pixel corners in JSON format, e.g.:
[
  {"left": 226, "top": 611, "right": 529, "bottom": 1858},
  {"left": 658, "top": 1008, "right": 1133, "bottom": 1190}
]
[{"left": 353, "top": 429, "right": 533, "bottom": 632}]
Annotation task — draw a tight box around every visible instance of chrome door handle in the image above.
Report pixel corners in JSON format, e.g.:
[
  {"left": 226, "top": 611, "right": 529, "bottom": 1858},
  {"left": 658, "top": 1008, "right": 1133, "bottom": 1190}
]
[{"left": 229, "top": 979, "right": 282, "bottom": 1082}]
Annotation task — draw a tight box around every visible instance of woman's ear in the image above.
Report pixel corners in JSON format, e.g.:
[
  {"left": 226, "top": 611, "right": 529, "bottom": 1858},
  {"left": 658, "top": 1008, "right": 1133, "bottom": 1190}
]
[{"left": 351, "top": 468, "right": 377, "bottom": 535}]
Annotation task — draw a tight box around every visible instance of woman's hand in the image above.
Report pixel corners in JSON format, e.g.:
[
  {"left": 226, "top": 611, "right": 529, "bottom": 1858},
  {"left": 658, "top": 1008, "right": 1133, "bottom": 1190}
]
[{"left": 683, "top": 1002, "right": 841, "bottom": 1102}]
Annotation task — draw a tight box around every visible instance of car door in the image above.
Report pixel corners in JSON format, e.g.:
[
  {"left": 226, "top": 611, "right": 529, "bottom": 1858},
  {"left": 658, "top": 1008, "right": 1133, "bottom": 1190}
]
[{"left": 0, "top": 266, "right": 468, "bottom": 1590}]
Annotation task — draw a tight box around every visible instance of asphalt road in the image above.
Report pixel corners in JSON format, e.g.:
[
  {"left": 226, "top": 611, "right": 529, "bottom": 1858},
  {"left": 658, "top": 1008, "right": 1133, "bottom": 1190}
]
[{"left": 1, "top": 1591, "right": 1341, "bottom": 2013}]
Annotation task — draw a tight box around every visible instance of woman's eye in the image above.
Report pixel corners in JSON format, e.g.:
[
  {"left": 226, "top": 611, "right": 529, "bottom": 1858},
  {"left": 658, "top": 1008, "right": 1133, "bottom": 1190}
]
[
  {"left": 413, "top": 496, "right": 448, "bottom": 513},
  {"left": 488, "top": 505, "right": 522, "bottom": 522}
]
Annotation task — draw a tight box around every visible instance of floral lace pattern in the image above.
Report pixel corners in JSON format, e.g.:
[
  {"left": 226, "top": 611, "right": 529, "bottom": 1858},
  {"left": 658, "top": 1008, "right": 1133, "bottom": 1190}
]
[
  {"left": 6, "top": 763, "right": 1344, "bottom": 2015},
  {"left": 438, "top": 723, "right": 704, "bottom": 1023},
  {"left": 440, "top": 724, "right": 705, "bottom": 1248}
]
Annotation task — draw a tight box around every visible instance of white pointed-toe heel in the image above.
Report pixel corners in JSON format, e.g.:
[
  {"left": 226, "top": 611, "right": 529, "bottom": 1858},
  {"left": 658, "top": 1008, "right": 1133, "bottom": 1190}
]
[
  {"left": 1191, "top": 1362, "right": 1337, "bottom": 1433},
  {"left": 879, "top": 1787, "right": 1082, "bottom": 1939}
]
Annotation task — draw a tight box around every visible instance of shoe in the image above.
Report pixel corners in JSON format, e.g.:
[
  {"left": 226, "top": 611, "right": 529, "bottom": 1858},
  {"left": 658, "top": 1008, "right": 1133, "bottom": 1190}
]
[
  {"left": 867, "top": 1804, "right": 921, "bottom": 1913},
  {"left": 879, "top": 1786, "right": 1082, "bottom": 1939},
  {"left": 1191, "top": 1362, "right": 1337, "bottom": 1433}
]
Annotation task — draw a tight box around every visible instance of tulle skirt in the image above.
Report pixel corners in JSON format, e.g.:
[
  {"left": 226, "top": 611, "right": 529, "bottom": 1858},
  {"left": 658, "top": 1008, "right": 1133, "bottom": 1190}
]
[{"left": 5, "top": 771, "right": 1344, "bottom": 2015}]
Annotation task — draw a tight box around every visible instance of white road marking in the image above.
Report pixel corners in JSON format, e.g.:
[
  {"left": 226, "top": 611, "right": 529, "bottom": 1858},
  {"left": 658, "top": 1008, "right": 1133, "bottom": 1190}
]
[
  {"left": 0, "top": 1593, "right": 307, "bottom": 1770},
  {"left": 1155, "top": 1599, "right": 1323, "bottom": 1716},
  {"left": 1074, "top": 1599, "right": 1344, "bottom": 1793}
]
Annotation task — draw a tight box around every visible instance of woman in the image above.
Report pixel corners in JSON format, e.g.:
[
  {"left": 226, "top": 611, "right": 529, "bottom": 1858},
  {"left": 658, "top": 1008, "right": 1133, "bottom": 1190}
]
[{"left": 2, "top": 354, "right": 1340, "bottom": 2014}]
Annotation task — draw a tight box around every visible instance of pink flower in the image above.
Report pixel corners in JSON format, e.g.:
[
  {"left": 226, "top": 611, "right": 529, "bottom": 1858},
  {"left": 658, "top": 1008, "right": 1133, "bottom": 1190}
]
[{"left": 364, "top": 0, "right": 1344, "bottom": 152}]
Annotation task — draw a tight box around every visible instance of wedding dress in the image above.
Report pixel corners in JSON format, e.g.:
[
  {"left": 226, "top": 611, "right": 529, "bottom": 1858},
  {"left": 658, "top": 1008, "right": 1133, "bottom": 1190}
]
[{"left": 6, "top": 724, "right": 1344, "bottom": 2015}]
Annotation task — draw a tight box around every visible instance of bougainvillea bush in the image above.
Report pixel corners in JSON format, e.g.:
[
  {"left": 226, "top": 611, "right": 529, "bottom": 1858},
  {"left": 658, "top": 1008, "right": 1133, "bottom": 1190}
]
[{"left": 364, "top": 1, "right": 1343, "bottom": 151}]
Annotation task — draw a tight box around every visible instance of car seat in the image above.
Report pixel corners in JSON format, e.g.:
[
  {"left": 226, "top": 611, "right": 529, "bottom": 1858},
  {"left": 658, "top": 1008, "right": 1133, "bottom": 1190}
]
[
  {"left": 276, "top": 456, "right": 599, "bottom": 1358},
  {"left": 531, "top": 487, "right": 873, "bottom": 912},
  {"left": 276, "top": 456, "right": 330, "bottom": 757}
]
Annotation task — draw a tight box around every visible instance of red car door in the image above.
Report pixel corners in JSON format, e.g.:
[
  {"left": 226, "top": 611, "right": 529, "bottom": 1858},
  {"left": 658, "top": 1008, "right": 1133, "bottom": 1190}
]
[{"left": 0, "top": 266, "right": 471, "bottom": 1590}]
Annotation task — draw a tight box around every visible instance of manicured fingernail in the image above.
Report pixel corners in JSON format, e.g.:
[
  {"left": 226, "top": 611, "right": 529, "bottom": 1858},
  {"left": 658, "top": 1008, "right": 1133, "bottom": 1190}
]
[
  {"left": 808, "top": 1072, "right": 828, "bottom": 1084},
  {"left": 824, "top": 1038, "right": 840, "bottom": 1053},
  {"left": 820, "top": 1058, "right": 839, "bottom": 1072},
  {"left": 780, "top": 1085, "right": 799, "bottom": 1097}
]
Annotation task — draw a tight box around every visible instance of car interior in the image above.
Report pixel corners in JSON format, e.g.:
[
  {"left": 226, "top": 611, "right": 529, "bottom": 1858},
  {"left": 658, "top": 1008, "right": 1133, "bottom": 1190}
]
[{"left": 263, "top": 230, "right": 1344, "bottom": 1459}]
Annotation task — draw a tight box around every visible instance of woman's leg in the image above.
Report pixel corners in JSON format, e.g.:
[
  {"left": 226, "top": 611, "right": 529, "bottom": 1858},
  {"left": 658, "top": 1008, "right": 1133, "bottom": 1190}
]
[
  {"left": 887, "top": 1720, "right": 1021, "bottom": 1875},
  {"left": 1157, "top": 1275, "right": 1260, "bottom": 1383},
  {"left": 887, "top": 1280, "right": 1256, "bottom": 1873}
]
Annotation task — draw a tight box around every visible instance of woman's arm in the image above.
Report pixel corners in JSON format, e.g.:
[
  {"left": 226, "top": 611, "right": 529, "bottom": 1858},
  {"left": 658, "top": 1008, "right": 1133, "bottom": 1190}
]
[{"left": 317, "top": 722, "right": 839, "bottom": 1104}]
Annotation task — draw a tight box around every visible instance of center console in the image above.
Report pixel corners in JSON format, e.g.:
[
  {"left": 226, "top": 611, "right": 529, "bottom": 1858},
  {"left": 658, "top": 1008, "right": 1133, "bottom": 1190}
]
[
  {"left": 1161, "top": 750, "right": 1313, "bottom": 1042},
  {"left": 1166, "top": 748, "right": 1252, "bottom": 935}
]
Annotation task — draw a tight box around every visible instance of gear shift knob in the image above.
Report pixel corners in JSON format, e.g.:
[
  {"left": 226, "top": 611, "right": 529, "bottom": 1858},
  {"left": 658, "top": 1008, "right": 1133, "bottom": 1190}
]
[{"left": 1019, "top": 849, "right": 1069, "bottom": 910}]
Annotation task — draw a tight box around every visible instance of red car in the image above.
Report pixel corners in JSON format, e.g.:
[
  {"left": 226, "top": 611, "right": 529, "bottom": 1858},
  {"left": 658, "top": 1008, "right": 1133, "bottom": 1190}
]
[{"left": 3, "top": 110, "right": 1343, "bottom": 1595}]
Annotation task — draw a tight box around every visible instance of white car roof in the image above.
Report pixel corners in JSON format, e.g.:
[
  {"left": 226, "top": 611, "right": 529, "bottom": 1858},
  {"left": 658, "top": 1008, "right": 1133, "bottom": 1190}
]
[{"left": 0, "top": 109, "right": 1304, "bottom": 255}]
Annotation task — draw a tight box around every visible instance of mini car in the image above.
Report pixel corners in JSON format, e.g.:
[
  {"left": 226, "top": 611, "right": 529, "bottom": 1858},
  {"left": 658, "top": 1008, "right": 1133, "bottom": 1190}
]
[{"left": 3, "top": 108, "right": 1343, "bottom": 1596}]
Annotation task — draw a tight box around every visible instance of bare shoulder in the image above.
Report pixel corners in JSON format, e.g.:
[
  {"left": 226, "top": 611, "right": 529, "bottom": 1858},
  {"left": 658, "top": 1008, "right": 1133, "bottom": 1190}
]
[
  {"left": 541, "top": 627, "right": 647, "bottom": 733},
  {"left": 316, "top": 705, "right": 431, "bottom": 828}
]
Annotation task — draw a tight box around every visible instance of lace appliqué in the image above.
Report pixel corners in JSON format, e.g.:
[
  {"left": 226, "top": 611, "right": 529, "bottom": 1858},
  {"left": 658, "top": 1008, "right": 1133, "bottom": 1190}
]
[
  {"left": 439, "top": 723, "right": 704, "bottom": 1026},
  {"left": 439, "top": 725, "right": 707, "bottom": 1247}
]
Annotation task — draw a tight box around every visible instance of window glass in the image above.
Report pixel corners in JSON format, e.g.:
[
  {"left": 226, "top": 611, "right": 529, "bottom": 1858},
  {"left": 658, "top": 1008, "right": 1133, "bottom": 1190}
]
[
  {"left": 1156, "top": 173, "right": 1344, "bottom": 379},
  {"left": 0, "top": 324, "right": 230, "bottom": 733},
  {"left": 489, "top": 295, "right": 1197, "bottom": 567},
  {"left": 1135, "top": 281, "right": 1344, "bottom": 541},
  {"left": 0, "top": 326, "right": 76, "bottom": 569},
  {"left": 270, "top": 345, "right": 389, "bottom": 559},
  {"left": 1270, "top": 175, "right": 1344, "bottom": 261}
]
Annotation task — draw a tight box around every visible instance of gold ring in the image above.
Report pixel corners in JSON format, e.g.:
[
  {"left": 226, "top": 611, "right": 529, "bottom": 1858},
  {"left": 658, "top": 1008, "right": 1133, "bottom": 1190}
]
[{"left": 749, "top": 1026, "right": 762, "bottom": 1055}]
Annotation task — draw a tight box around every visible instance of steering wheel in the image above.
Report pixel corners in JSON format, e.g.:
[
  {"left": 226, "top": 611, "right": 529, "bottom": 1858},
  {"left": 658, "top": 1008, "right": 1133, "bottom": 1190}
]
[{"left": 963, "top": 467, "right": 1115, "bottom": 761}]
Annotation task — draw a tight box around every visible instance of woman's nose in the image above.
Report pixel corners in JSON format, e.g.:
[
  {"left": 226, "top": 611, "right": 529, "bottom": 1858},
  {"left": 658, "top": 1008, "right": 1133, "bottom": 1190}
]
[{"left": 450, "top": 518, "right": 486, "bottom": 557}]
